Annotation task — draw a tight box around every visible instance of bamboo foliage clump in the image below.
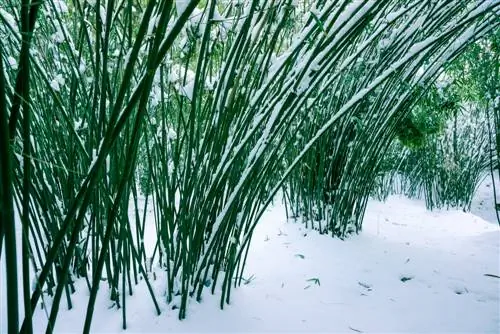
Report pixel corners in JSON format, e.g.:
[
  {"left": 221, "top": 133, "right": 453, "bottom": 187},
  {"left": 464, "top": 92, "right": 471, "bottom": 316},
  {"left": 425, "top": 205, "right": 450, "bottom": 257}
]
[{"left": 0, "top": 0, "right": 499, "bottom": 333}]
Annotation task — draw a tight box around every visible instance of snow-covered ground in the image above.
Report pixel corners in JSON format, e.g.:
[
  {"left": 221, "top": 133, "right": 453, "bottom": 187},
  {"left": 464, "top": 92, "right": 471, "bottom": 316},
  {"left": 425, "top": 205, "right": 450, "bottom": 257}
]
[
  {"left": 2, "top": 177, "right": 499, "bottom": 333},
  {"left": 471, "top": 173, "right": 500, "bottom": 225}
]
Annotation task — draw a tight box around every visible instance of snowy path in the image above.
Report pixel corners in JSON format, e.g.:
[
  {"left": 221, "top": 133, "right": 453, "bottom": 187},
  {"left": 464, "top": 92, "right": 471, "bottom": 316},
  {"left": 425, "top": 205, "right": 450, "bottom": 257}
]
[
  {"left": 2, "top": 181, "right": 499, "bottom": 333},
  {"left": 182, "top": 195, "right": 499, "bottom": 333}
]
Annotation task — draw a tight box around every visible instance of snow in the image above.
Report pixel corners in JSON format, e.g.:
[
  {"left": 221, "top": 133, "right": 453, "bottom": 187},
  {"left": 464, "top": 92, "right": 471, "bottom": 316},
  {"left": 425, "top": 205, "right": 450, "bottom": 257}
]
[
  {"left": 7, "top": 56, "right": 17, "bottom": 70},
  {"left": 386, "top": 6, "right": 408, "bottom": 23},
  {"left": 50, "top": 79, "right": 61, "bottom": 91},
  {"left": 147, "top": 14, "right": 159, "bottom": 37},
  {"left": 0, "top": 9, "right": 17, "bottom": 30},
  {"left": 51, "top": 29, "right": 65, "bottom": 44},
  {"left": 169, "top": 64, "right": 195, "bottom": 84},
  {"left": 99, "top": 5, "right": 106, "bottom": 27},
  {"left": 179, "top": 80, "right": 195, "bottom": 100},
  {"left": 78, "top": 59, "right": 86, "bottom": 74},
  {"left": 2, "top": 178, "right": 499, "bottom": 333},
  {"left": 205, "top": 76, "right": 216, "bottom": 90},
  {"left": 176, "top": 0, "right": 189, "bottom": 17},
  {"left": 471, "top": 174, "right": 500, "bottom": 225},
  {"left": 52, "top": 0, "right": 69, "bottom": 14},
  {"left": 49, "top": 74, "right": 66, "bottom": 92}
]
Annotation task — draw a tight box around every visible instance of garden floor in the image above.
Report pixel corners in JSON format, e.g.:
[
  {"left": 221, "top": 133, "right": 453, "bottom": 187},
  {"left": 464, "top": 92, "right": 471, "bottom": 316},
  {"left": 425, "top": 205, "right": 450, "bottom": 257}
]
[{"left": 2, "top": 177, "right": 499, "bottom": 333}]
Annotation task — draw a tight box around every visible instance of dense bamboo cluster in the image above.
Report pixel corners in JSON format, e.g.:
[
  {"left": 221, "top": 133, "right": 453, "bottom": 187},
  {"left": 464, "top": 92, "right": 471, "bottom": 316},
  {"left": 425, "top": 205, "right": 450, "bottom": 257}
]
[
  {"left": 284, "top": 1, "right": 500, "bottom": 235},
  {"left": 372, "top": 104, "right": 492, "bottom": 210},
  {"left": 371, "top": 33, "right": 499, "bottom": 212},
  {"left": 1, "top": 0, "right": 499, "bottom": 332}
]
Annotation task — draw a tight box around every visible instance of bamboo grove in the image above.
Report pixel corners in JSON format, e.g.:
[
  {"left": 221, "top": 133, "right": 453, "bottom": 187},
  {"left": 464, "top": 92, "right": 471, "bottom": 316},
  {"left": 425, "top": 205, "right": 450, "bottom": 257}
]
[{"left": 1, "top": 0, "right": 499, "bottom": 333}]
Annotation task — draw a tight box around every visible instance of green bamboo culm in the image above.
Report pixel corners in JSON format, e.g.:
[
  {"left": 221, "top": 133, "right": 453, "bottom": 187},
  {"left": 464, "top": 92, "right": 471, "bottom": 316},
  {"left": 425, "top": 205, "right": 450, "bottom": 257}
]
[{"left": 0, "top": 39, "right": 19, "bottom": 334}]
